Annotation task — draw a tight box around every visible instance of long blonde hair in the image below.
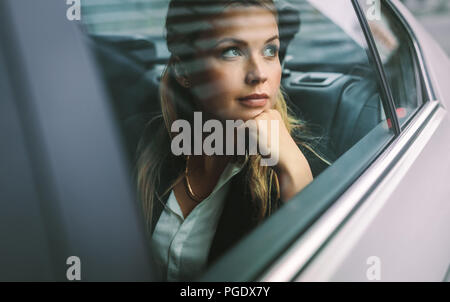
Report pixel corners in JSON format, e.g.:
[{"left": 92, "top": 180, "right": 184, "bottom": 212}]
[{"left": 136, "top": 0, "right": 306, "bottom": 235}]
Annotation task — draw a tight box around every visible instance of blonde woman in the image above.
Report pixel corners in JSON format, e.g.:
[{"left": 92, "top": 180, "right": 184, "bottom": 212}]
[{"left": 128, "top": 0, "right": 331, "bottom": 281}]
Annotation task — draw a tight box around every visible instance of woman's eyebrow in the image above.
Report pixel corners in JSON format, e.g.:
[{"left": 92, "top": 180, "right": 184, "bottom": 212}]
[{"left": 214, "top": 35, "right": 279, "bottom": 47}]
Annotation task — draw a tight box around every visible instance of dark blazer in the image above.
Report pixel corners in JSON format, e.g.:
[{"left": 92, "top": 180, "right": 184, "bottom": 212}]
[{"left": 123, "top": 113, "right": 331, "bottom": 271}]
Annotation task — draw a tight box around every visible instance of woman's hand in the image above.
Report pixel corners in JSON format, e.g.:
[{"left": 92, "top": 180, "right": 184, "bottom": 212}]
[{"left": 250, "top": 109, "right": 313, "bottom": 201}]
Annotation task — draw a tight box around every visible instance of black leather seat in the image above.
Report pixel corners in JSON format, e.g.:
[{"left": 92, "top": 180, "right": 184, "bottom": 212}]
[
  {"left": 329, "top": 74, "right": 382, "bottom": 157},
  {"left": 286, "top": 65, "right": 383, "bottom": 159}
]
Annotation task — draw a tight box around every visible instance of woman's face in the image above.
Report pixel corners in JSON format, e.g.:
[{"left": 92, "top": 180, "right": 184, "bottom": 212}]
[{"left": 185, "top": 4, "right": 281, "bottom": 121}]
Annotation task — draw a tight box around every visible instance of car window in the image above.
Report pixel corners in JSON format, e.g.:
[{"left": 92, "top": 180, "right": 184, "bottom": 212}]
[
  {"left": 78, "top": 0, "right": 395, "bottom": 281},
  {"left": 358, "top": 0, "right": 424, "bottom": 127}
]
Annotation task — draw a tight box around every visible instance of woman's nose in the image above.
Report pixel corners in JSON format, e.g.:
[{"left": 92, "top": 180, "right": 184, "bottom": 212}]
[{"left": 245, "top": 57, "right": 267, "bottom": 85}]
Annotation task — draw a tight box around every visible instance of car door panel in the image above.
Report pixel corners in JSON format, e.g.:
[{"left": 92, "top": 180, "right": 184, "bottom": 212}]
[{"left": 296, "top": 104, "right": 450, "bottom": 281}]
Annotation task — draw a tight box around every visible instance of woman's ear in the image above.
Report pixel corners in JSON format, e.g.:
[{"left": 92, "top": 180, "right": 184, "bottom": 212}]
[{"left": 172, "top": 56, "right": 191, "bottom": 88}]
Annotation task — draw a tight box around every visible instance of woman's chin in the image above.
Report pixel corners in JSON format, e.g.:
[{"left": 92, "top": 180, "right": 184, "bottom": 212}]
[
  {"left": 246, "top": 110, "right": 269, "bottom": 121},
  {"left": 228, "top": 108, "right": 266, "bottom": 122},
  {"left": 215, "top": 105, "right": 270, "bottom": 122}
]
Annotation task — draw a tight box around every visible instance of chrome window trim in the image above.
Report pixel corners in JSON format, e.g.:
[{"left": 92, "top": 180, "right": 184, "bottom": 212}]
[{"left": 259, "top": 100, "right": 441, "bottom": 282}]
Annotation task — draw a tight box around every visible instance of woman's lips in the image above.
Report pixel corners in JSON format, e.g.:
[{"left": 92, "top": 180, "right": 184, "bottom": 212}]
[{"left": 237, "top": 93, "right": 269, "bottom": 108}]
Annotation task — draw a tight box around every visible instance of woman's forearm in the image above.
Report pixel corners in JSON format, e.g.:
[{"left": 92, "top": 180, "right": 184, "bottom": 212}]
[{"left": 276, "top": 147, "right": 313, "bottom": 202}]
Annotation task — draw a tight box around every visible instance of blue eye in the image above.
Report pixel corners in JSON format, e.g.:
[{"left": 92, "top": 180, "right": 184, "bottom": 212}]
[
  {"left": 222, "top": 47, "right": 242, "bottom": 58},
  {"left": 263, "top": 45, "right": 278, "bottom": 57}
]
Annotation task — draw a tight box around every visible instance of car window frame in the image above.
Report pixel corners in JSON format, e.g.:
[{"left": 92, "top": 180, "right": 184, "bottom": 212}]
[
  {"left": 358, "top": 0, "right": 430, "bottom": 132},
  {"left": 383, "top": 0, "right": 437, "bottom": 125}
]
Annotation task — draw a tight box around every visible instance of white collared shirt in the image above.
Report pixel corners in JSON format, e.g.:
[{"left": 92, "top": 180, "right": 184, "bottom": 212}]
[{"left": 151, "top": 161, "right": 245, "bottom": 281}]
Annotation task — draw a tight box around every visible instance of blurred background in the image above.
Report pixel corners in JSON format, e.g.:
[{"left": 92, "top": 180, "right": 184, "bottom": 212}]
[{"left": 401, "top": 0, "right": 450, "bottom": 55}]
